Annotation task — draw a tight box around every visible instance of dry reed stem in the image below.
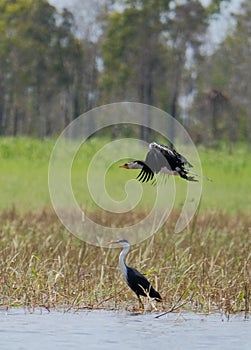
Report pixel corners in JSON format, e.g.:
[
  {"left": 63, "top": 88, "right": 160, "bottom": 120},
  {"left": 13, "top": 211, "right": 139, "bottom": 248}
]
[{"left": 0, "top": 209, "right": 250, "bottom": 317}]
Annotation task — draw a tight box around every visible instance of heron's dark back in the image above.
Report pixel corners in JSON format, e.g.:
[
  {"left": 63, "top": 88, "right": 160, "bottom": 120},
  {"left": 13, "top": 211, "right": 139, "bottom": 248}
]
[
  {"left": 146, "top": 143, "right": 193, "bottom": 172},
  {"left": 126, "top": 266, "right": 161, "bottom": 301}
]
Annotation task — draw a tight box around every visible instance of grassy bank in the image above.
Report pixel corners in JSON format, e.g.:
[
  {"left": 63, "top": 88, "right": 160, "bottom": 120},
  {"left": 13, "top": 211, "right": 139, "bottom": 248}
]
[
  {"left": 0, "top": 137, "right": 250, "bottom": 213},
  {"left": 0, "top": 210, "right": 250, "bottom": 315}
]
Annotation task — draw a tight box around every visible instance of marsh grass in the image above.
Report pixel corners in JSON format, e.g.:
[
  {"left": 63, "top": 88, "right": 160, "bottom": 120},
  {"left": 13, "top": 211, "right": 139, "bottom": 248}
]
[{"left": 0, "top": 209, "right": 250, "bottom": 317}]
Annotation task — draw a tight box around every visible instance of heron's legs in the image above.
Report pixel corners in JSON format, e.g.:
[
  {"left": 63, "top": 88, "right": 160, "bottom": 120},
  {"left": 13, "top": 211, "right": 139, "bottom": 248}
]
[
  {"left": 137, "top": 295, "right": 144, "bottom": 309},
  {"left": 150, "top": 299, "right": 157, "bottom": 310}
]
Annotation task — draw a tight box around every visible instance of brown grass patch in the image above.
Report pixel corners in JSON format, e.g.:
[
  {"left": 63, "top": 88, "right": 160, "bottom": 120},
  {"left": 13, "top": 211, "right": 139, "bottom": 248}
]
[{"left": 0, "top": 208, "right": 250, "bottom": 317}]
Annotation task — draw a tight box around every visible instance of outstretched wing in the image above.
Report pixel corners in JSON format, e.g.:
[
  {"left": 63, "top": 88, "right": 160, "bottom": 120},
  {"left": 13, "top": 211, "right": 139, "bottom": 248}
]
[
  {"left": 136, "top": 159, "right": 155, "bottom": 183},
  {"left": 136, "top": 142, "right": 197, "bottom": 183},
  {"left": 172, "top": 148, "right": 193, "bottom": 168},
  {"left": 136, "top": 165, "right": 154, "bottom": 183},
  {"left": 136, "top": 143, "right": 170, "bottom": 183},
  {"left": 150, "top": 142, "right": 193, "bottom": 168}
]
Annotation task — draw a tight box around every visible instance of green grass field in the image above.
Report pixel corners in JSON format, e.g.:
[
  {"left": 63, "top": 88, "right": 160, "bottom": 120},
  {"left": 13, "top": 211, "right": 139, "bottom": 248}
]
[{"left": 0, "top": 137, "right": 250, "bottom": 213}]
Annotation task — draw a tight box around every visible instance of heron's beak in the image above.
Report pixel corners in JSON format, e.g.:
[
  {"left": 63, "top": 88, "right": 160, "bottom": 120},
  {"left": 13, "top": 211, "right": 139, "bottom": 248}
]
[
  {"left": 119, "top": 164, "right": 129, "bottom": 169},
  {"left": 107, "top": 240, "right": 119, "bottom": 245},
  {"left": 107, "top": 240, "right": 122, "bottom": 248}
]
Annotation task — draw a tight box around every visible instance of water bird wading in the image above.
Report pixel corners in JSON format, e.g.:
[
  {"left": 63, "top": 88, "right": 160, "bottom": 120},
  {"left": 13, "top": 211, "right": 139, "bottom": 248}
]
[
  {"left": 109, "top": 239, "right": 162, "bottom": 306},
  {"left": 119, "top": 141, "right": 200, "bottom": 183}
]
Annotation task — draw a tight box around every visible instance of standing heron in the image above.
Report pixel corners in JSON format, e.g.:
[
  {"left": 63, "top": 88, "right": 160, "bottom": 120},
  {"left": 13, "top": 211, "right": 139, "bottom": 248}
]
[
  {"left": 119, "top": 141, "right": 201, "bottom": 183},
  {"left": 109, "top": 239, "right": 162, "bottom": 307}
]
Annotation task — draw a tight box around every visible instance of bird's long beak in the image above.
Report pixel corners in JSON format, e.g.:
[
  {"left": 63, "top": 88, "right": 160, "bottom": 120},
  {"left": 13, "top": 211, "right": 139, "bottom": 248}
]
[
  {"left": 107, "top": 240, "right": 119, "bottom": 245},
  {"left": 119, "top": 164, "right": 129, "bottom": 169}
]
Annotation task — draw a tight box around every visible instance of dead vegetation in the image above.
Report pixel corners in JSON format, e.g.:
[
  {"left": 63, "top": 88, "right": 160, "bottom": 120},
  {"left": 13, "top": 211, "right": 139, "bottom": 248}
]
[{"left": 0, "top": 208, "right": 250, "bottom": 317}]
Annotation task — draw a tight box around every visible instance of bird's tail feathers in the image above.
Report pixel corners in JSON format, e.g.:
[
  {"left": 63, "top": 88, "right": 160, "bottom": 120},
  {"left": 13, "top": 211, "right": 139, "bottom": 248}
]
[{"left": 186, "top": 169, "right": 212, "bottom": 182}]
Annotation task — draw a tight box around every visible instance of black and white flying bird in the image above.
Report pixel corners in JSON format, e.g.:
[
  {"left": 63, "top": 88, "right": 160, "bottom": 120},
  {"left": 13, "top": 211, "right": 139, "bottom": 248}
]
[
  {"left": 119, "top": 141, "right": 201, "bottom": 183},
  {"left": 109, "top": 239, "right": 162, "bottom": 306}
]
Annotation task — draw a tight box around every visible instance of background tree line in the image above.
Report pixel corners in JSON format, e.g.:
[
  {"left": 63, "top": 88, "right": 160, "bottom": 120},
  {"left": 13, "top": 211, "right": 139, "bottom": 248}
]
[{"left": 0, "top": 0, "right": 250, "bottom": 145}]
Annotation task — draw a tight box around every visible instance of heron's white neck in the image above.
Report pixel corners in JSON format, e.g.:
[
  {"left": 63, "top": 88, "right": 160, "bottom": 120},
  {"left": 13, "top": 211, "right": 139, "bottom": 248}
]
[
  {"left": 127, "top": 161, "right": 143, "bottom": 169},
  {"left": 119, "top": 244, "right": 130, "bottom": 279}
]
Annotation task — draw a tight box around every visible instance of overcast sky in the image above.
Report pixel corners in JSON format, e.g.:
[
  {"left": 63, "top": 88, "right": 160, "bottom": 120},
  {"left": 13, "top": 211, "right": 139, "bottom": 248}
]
[{"left": 49, "top": 0, "right": 244, "bottom": 50}]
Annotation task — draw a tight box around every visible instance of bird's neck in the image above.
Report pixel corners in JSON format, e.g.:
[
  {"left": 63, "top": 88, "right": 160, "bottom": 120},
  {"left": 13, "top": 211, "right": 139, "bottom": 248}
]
[
  {"left": 128, "top": 161, "right": 144, "bottom": 169},
  {"left": 119, "top": 245, "right": 130, "bottom": 278}
]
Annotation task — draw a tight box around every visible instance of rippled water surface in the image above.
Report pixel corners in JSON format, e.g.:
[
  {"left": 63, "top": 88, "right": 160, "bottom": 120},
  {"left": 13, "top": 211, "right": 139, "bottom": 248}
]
[{"left": 0, "top": 309, "right": 250, "bottom": 350}]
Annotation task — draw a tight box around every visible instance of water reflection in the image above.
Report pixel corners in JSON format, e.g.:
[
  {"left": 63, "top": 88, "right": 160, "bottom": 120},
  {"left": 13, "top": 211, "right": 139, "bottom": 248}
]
[{"left": 0, "top": 309, "right": 250, "bottom": 350}]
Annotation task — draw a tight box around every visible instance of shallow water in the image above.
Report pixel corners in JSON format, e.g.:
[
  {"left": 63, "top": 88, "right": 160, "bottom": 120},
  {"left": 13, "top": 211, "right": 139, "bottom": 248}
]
[{"left": 0, "top": 308, "right": 250, "bottom": 350}]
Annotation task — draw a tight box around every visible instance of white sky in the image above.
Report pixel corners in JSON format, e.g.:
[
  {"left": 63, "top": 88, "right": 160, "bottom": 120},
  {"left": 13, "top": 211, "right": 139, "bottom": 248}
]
[
  {"left": 49, "top": 0, "right": 244, "bottom": 49},
  {"left": 202, "top": 0, "right": 244, "bottom": 53}
]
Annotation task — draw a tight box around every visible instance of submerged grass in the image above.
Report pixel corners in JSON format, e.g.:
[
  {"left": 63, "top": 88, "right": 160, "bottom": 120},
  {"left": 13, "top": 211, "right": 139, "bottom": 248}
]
[{"left": 0, "top": 209, "right": 250, "bottom": 317}]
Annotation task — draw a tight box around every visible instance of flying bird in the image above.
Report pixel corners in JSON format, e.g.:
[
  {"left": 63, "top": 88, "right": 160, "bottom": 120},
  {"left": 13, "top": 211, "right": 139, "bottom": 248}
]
[
  {"left": 119, "top": 141, "right": 200, "bottom": 183},
  {"left": 109, "top": 239, "right": 162, "bottom": 307}
]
